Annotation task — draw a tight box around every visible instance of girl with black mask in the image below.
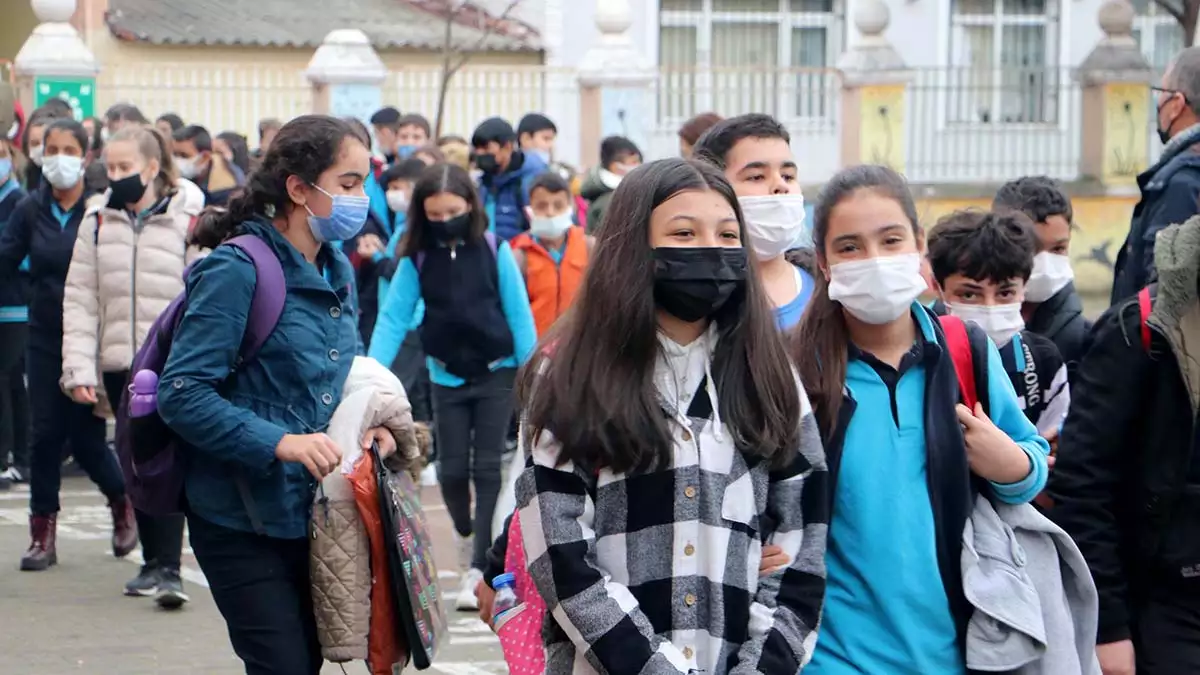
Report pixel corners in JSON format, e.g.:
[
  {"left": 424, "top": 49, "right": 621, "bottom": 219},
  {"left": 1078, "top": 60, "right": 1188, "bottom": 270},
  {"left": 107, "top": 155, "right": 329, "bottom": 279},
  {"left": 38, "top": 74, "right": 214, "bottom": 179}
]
[
  {"left": 368, "top": 162, "right": 536, "bottom": 611},
  {"left": 512, "top": 158, "right": 828, "bottom": 674}
]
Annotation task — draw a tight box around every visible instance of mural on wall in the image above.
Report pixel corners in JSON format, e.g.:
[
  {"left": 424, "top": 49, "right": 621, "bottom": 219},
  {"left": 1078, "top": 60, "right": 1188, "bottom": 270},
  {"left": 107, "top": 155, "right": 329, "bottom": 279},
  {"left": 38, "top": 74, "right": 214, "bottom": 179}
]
[
  {"left": 1102, "top": 84, "right": 1150, "bottom": 184},
  {"left": 859, "top": 85, "right": 906, "bottom": 174}
]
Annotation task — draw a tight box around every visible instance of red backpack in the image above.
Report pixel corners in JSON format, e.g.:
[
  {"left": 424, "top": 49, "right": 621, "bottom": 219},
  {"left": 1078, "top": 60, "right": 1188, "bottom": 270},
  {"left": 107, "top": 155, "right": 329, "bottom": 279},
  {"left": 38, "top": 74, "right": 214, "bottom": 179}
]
[
  {"left": 1139, "top": 286, "right": 1155, "bottom": 351},
  {"left": 938, "top": 314, "right": 990, "bottom": 413}
]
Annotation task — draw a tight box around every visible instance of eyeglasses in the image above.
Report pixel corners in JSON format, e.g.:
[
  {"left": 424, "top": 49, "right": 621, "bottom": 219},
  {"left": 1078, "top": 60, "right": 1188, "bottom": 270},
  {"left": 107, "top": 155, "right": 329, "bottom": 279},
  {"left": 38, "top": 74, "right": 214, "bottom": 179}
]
[{"left": 1151, "top": 86, "right": 1189, "bottom": 103}]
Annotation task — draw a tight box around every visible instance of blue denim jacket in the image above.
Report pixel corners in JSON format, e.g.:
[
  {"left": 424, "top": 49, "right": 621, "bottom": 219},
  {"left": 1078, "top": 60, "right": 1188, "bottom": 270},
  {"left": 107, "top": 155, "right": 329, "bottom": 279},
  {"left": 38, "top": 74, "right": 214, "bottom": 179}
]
[{"left": 158, "top": 219, "right": 361, "bottom": 539}]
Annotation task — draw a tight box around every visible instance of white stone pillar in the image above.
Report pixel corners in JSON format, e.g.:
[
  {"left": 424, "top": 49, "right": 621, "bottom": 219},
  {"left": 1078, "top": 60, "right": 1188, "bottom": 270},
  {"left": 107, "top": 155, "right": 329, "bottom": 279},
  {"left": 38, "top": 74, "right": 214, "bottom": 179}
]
[
  {"left": 13, "top": 0, "right": 100, "bottom": 119},
  {"left": 304, "top": 29, "right": 388, "bottom": 125},
  {"left": 575, "top": 0, "right": 655, "bottom": 169}
]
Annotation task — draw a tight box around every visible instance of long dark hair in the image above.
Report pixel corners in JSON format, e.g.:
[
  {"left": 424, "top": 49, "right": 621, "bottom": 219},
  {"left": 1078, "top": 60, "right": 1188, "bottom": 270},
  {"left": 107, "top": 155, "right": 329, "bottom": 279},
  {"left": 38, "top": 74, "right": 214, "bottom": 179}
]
[
  {"left": 217, "top": 131, "right": 252, "bottom": 175},
  {"left": 792, "top": 164, "right": 920, "bottom": 440},
  {"left": 517, "top": 158, "right": 801, "bottom": 474},
  {"left": 398, "top": 163, "right": 488, "bottom": 259},
  {"left": 191, "top": 115, "right": 365, "bottom": 250}
]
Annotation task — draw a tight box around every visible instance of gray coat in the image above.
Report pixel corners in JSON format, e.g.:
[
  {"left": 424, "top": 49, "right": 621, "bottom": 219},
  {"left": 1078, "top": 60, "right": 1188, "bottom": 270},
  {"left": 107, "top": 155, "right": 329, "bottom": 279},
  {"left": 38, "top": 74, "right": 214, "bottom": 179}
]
[{"left": 962, "top": 496, "right": 1100, "bottom": 675}]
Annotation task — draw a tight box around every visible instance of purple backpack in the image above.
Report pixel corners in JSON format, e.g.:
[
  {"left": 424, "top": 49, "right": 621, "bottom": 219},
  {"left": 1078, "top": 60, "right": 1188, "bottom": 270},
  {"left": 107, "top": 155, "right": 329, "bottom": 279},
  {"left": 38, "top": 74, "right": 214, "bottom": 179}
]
[{"left": 114, "top": 235, "right": 286, "bottom": 527}]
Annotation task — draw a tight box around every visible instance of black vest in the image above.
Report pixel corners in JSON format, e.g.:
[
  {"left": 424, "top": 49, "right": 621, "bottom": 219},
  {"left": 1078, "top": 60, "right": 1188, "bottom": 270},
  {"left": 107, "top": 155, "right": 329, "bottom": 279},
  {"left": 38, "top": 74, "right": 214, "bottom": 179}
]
[{"left": 416, "top": 238, "right": 514, "bottom": 380}]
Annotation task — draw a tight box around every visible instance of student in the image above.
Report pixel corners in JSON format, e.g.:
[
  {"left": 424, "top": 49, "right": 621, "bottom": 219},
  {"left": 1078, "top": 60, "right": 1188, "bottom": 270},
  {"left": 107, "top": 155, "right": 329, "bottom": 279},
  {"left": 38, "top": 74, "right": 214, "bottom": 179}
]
[
  {"left": 792, "top": 164, "right": 1050, "bottom": 674},
  {"left": 992, "top": 176, "right": 1091, "bottom": 377},
  {"left": 368, "top": 163, "right": 535, "bottom": 610},
  {"left": 254, "top": 117, "right": 282, "bottom": 163},
  {"left": 1048, "top": 215, "right": 1200, "bottom": 675},
  {"left": 926, "top": 209, "right": 1070, "bottom": 438},
  {"left": 580, "top": 135, "right": 642, "bottom": 235},
  {"left": 516, "top": 113, "right": 557, "bottom": 164},
  {"left": 0, "top": 118, "right": 136, "bottom": 571},
  {"left": 172, "top": 124, "right": 246, "bottom": 207},
  {"left": 157, "top": 115, "right": 394, "bottom": 674},
  {"left": 509, "top": 172, "right": 593, "bottom": 336},
  {"left": 21, "top": 112, "right": 52, "bottom": 192},
  {"left": 515, "top": 158, "right": 827, "bottom": 673},
  {"left": 437, "top": 134, "right": 471, "bottom": 171},
  {"left": 61, "top": 125, "right": 203, "bottom": 606},
  {"left": 678, "top": 111, "right": 722, "bottom": 159},
  {"left": 693, "top": 113, "right": 815, "bottom": 329},
  {"left": 215, "top": 131, "right": 252, "bottom": 176},
  {"left": 155, "top": 113, "right": 184, "bottom": 139},
  {"left": 471, "top": 116, "right": 548, "bottom": 241},
  {"left": 0, "top": 137, "right": 28, "bottom": 490},
  {"left": 395, "top": 113, "right": 432, "bottom": 161},
  {"left": 369, "top": 106, "right": 403, "bottom": 165}
]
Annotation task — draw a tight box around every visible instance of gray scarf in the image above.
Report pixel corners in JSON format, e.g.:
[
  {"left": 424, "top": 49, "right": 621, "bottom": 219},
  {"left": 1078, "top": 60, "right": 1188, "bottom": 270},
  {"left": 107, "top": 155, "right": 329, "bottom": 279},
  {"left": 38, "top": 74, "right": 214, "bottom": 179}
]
[{"left": 1158, "top": 122, "right": 1200, "bottom": 167}]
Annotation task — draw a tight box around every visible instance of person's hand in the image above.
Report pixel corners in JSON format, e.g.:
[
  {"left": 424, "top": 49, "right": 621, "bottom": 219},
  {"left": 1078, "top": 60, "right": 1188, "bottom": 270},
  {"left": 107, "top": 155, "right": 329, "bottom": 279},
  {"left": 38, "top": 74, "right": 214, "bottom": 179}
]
[
  {"left": 957, "top": 403, "right": 1033, "bottom": 484},
  {"left": 361, "top": 426, "right": 397, "bottom": 458},
  {"left": 275, "top": 433, "right": 342, "bottom": 480},
  {"left": 1043, "top": 428, "right": 1059, "bottom": 469},
  {"left": 759, "top": 544, "right": 789, "bottom": 576},
  {"left": 356, "top": 234, "right": 384, "bottom": 258},
  {"left": 1096, "top": 639, "right": 1136, "bottom": 675},
  {"left": 72, "top": 386, "right": 97, "bottom": 405},
  {"left": 476, "top": 579, "right": 496, "bottom": 629}
]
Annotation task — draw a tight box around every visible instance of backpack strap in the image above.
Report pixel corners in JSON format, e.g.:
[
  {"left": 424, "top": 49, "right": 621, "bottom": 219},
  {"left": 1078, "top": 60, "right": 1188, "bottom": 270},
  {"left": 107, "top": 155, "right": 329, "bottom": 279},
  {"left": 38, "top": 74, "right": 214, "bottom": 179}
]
[
  {"left": 938, "top": 315, "right": 991, "bottom": 415},
  {"left": 223, "top": 234, "right": 286, "bottom": 364},
  {"left": 1139, "top": 286, "right": 1153, "bottom": 351}
]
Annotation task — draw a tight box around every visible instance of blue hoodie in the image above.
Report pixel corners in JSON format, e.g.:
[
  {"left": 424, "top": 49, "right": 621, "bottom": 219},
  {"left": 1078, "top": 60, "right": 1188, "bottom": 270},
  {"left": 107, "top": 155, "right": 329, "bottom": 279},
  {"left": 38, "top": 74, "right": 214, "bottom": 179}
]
[
  {"left": 807, "top": 304, "right": 1050, "bottom": 675},
  {"left": 480, "top": 150, "right": 548, "bottom": 241},
  {"left": 0, "top": 178, "right": 29, "bottom": 322}
]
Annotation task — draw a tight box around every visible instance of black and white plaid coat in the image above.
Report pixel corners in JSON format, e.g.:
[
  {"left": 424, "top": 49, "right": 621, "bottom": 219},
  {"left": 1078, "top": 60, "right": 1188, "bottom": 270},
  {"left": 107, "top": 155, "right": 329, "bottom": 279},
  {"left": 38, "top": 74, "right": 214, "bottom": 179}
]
[{"left": 515, "top": 329, "right": 829, "bottom": 674}]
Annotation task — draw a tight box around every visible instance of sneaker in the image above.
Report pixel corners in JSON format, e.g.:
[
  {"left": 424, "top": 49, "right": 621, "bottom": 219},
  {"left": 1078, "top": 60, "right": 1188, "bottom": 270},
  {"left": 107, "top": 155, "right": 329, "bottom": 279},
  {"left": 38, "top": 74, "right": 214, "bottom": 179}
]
[
  {"left": 124, "top": 565, "right": 160, "bottom": 596},
  {"left": 419, "top": 463, "right": 438, "bottom": 487},
  {"left": 454, "top": 531, "right": 474, "bottom": 572},
  {"left": 154, "top": 568, "right": 189, "bottom": 610},
  {"left": 456, "top": 568, "right": 484, "bottom": 611},
  {"left": 0, "top": 466, "right": 26, "bottom": 484}
]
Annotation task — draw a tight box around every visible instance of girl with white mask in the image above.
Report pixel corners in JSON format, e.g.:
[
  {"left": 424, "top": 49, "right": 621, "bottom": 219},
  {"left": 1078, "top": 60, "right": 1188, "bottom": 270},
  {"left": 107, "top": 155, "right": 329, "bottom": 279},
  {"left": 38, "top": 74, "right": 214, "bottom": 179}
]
[
  {"left": 691, "top": 114, "right": 815, "bottom": 330},
  {"left": 791, "top": 165, "right": 1051, "bottom": 675}
]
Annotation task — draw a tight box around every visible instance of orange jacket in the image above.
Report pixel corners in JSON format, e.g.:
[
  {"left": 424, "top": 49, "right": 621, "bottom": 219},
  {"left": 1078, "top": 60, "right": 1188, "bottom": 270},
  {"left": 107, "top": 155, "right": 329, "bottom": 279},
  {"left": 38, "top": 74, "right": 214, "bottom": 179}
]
[{"left": 511, "top": 227, "right": 588, "bottom": 336}]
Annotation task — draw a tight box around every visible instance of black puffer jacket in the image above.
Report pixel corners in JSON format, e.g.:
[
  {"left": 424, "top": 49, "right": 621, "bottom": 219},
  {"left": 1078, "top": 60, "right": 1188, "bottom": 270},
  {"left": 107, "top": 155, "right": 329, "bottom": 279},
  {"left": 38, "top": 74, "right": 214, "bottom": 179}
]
[{"left": 1026, "top": 281, "right": 1091, "bottom": 380}]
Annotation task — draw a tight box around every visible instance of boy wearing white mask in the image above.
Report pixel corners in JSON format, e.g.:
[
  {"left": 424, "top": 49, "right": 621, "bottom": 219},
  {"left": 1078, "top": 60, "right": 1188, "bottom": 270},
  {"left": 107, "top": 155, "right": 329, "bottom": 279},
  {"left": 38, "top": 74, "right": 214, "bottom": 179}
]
[
  {"left": 928, "top": 209, "right": 1070, "bottom": 440},
  {"left": 692, "top": 113, "right": 815, "bottom": 330},
  {"left": 993, "top": 176, "right": 1091, "bottom": 379}
]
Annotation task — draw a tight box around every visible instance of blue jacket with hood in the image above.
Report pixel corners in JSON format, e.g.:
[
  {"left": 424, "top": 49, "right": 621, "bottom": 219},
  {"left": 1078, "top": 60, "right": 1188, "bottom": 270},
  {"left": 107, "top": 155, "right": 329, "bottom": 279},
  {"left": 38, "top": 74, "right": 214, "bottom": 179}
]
[{"left": 480, "top": 149, "right": 548, "bottom": 241}]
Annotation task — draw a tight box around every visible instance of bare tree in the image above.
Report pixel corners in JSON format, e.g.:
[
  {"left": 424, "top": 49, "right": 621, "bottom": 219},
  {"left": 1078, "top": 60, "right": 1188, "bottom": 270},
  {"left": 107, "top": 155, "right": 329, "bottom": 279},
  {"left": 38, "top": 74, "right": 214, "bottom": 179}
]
[
  {"left": 433, "top": 0, "right": 524, "bottom": 138},
  {"left": 1154, "top": 0, "right": 1199, "bottom": 48}
]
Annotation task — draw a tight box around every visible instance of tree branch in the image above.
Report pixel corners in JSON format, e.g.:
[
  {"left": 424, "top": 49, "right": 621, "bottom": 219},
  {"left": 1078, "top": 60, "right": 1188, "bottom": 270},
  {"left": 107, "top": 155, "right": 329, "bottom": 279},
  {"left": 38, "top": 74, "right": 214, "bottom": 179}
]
[
  {"left": 1153, "top": 0, "right": 1185, "bottom": 26},
  {"left": 448, "top": 0, "right": 523, "bottom": 73}
]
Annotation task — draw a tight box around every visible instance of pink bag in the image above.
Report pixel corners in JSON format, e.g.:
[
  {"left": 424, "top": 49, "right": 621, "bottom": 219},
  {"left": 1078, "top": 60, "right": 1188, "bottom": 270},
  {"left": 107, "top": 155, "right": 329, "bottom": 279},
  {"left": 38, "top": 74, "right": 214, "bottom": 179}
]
[{"left": 495, "top": 511, "right": 547, "bottom": 674}]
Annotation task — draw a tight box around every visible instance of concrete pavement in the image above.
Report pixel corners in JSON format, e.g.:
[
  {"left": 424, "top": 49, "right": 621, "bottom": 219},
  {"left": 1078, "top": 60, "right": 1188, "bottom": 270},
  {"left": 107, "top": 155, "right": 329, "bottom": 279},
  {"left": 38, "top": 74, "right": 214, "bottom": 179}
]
[{"left": 0, "top": 477, "right": 506, "bottom": 675}]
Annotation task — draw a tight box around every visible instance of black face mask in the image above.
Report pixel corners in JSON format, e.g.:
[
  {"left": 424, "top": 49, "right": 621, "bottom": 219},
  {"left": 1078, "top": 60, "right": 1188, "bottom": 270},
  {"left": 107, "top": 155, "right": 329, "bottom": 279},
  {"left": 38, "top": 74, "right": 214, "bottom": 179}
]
[
  {"left": 108, "top": 172, "right": 147, "bottom": 209},
  {"left": 652, "top": 247, "right": 748, "bottom": 323},
  {"left": 1157, "top": 96, "right": 1180, "bottom": 145},
  {"left": 475, "top": 153, "right": 499, "bottom": 174},
  {"left": 429, "top": 213, "right": 471, "bottom": 243}
]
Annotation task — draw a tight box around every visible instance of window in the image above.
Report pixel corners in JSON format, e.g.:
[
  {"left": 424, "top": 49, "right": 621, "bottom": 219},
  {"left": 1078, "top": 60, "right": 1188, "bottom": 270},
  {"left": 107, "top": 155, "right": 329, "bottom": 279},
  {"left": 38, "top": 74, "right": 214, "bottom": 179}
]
[
  {"left": 657, "top": 0, "right": 843, "bottom": 122},
  {"left": 948, "top": 0, "right": 1060, "bottom": 124},
  {"left": 1131, "top": 0, "right": 1183, "bottom": 71}
]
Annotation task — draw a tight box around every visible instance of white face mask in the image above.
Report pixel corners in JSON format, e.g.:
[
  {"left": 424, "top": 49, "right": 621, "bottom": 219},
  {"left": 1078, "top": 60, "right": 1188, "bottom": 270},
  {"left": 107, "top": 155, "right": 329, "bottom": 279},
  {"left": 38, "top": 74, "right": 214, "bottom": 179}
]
[
  {"left": 42, "top": 154, "right": 83, "bottom": 190},
  {"left": 828, "top": 252, "right": 927, "bottom": 325},
  {"left": 175, "top": 156, "right": 199, "bottom": 180},
  {"left": 28, "top": 145, "right": 44, "bottom": 167},
  {"left": 946, "top": 302, "right": 1025, "bottom": 346},
  {"left": 598, "top": 168, "right": 622, "bottom": 190},
  {"left": 530, "top": 210, "right": 574, "bottom": 239},
  {"left": 1024, "top": 251, "right": 1074, "bottom": 303},
  {"left": 386, "top": 189, "right": 409, "bottom": 214},
  {"left": 739, "top": 194, "right": 809, "bottom": 260}
]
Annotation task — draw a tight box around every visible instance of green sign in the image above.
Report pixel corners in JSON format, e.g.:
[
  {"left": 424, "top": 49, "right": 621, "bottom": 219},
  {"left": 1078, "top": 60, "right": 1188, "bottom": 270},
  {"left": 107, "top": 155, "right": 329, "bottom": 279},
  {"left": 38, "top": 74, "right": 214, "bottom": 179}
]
[{"left": 34, "top": 76, "right": 95, "bottom": 120}]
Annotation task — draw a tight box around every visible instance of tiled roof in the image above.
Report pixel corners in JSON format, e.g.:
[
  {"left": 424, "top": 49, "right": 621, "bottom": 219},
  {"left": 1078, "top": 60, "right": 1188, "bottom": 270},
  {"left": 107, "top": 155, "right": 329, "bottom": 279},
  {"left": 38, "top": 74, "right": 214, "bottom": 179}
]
[{"left": 105, "top": 0, "right": 541, "bottom": 52}]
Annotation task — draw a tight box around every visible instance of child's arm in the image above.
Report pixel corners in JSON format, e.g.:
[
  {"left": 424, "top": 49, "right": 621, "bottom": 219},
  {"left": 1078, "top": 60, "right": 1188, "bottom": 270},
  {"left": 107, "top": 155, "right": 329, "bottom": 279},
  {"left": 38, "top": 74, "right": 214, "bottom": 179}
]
[
  {"left": 367, "top": 257, "right": 419, "bottom": 368},
  {"left": 980, "top": 340, "right": 1052, "bottom": 504},
  {"left": 495, "top": 242, "right": 537, "bottom": 363}
]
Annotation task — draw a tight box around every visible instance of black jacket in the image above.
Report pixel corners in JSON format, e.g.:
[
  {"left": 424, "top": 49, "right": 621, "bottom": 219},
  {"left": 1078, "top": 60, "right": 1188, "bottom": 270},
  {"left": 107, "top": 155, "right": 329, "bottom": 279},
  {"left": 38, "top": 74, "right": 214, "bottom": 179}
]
[
  {"left": 0, "top": 180, "right": 29, "bottom": 313},
  {"left": 1048, "top": 282, "right": 1200, "bottom": 644},
  {"left": 1112, "top": 142, "right": 1200, "bottom": 305},
  {"left": 0, "top": 186, "right": 94, "bottom": 343},
  {"left": 1026, "top": 282, "right": 1091, "bottom": 380}
]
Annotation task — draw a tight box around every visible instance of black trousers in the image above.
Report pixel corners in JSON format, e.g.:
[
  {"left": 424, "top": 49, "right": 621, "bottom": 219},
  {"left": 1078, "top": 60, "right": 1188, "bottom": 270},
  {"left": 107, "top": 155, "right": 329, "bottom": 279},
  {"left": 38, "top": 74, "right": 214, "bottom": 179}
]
[
  {"left": 187, "top": 513, "right": 321, "bottom": 675},
  {"left": 432, "top": 367, "right": 516, "bottom": 570},
  {"left": 1135, "top": 587, "right": 1200, "bottom": 674},
  {"left": 27, "top": 343, "right": 122, "bottom": 515},
  {"left": 0, "top": 322, "right": 29, "bottom": 472},
  {"left": 102, "top": 370, "right": 185, "bottom": 570}
]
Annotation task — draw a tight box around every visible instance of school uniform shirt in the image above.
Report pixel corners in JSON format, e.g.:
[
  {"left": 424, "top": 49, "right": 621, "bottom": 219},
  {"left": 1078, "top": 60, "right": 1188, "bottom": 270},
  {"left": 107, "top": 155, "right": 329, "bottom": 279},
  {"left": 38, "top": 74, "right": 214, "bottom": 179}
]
[
  {"left": 0, "top": 178, "right": 29, "bottom": 323},
  {"left": 996, "top": 331, "right": 1070, "bottom": 437},
  {"left": 808, "top": 305, "right": 1050, "bottom": 675},
  {"left": 775, "top": 265, "right": 815, "bottom": 331},
  {"left": 515, "top": 323, "right": 829, "bottom": 675},
  {"left": 367, "top": 237, "right": 536, "bottom": 388}
]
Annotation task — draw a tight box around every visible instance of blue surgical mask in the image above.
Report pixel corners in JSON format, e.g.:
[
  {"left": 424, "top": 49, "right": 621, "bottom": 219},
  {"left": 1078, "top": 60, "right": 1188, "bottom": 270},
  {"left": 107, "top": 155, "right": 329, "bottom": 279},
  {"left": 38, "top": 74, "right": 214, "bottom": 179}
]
[
  {"left": 531, "top": 148, "right": 551, "bottom": 164},
  {"left": 396, "top": 145, "right": 418, "bottom": 160},
  {"left": 305, "top": 184, "right": 370, "bottom": 242},
  {"left": 0, "top": 157, "right": 11, "bottom": 183}
]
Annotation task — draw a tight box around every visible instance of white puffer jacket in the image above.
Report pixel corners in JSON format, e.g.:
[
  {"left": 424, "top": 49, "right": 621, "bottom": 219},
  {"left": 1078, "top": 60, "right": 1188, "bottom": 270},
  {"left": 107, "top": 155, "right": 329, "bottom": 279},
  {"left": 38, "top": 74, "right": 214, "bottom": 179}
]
[{"left": 61, "top": 179, "right": 205, "bottom": 391}]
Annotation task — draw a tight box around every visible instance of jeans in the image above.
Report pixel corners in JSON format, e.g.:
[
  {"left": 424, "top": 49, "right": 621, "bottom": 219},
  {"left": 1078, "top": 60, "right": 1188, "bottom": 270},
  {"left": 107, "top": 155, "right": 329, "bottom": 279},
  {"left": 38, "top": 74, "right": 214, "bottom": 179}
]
[
  {"left": 28, "top": 344, "right": 123, "bottom": 515},
  {"left": 103, "top": 370, "right": 185, "bottom": 571},
  {"left": 188, "top": 512, "right": 321, "bottom": 675},
  {"left": 432, "top": 367, "right": 516, "bottom": 570},
  {"left": 391, "top": 330, "right": 433, "bottom": 424},
  {"left": 0, "top": 322, "right": 29, "bottom": 472}
]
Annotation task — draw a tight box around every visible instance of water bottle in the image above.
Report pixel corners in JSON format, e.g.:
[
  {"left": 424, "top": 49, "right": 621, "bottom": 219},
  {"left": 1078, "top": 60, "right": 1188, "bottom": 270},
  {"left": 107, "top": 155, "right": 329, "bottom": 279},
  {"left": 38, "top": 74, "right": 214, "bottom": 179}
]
[
  {"left": 491, "top": 572, "right": 519, "bottom": 623},
  {"left": 128, "top": 370, "right": 159, "bottom": 418}
]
